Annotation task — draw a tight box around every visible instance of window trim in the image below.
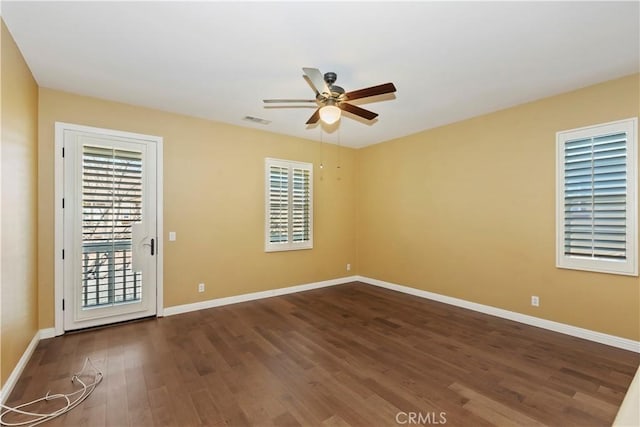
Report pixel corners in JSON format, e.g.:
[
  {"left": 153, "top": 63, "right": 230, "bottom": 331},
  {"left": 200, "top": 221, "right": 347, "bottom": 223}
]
[
  {"left": 265, "top": 157, "right": 313, "bottom": 252},
  {"left": 556, "top": 117, "right": 638, "bottom": 276}
]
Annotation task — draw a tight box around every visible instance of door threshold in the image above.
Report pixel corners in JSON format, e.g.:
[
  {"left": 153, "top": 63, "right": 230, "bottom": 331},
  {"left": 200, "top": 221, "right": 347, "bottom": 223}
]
[{"left": 64, "top": 315, "right": 157, "bottom": 335}]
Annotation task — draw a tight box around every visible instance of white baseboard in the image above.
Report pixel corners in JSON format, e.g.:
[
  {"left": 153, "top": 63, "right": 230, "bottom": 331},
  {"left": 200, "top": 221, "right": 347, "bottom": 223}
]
[
  {"left": 39, "top": 328, "right": 56, "bottom": 340},
  {"left": 356, "top": 276, "right": 640, "bottom": 353},
  {"left": 164, "top": 275, "right": 640, "bottom": 353},
  {"left": 163, "top": 276, "right": 359, "bottom": 317},
  {"left": 1, "top": 329, "right": 44, "bottom": 404}
]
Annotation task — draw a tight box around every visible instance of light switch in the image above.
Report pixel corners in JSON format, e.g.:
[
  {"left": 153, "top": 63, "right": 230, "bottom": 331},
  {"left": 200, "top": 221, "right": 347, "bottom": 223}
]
[{"left": 169, "top": 231, "right": 176, "bottom": 241}]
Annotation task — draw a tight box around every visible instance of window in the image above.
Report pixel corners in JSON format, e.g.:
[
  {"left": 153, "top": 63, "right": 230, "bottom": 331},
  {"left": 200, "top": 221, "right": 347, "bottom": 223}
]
[
  {"left": 265, "top": 158, "right": 313, "bottom": 252},
  {"left": 556, "top": 118, "right": 637, "bottom": 276}
]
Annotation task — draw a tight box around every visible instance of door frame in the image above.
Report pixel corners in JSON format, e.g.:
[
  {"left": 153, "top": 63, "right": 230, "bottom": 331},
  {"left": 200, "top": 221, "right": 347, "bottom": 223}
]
[{"left": 54, "top": 122, "right": 164, "bottom": 336}]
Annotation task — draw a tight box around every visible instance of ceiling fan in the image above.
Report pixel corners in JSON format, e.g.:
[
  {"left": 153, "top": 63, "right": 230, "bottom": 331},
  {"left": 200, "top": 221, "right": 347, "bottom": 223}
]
[{"left": 263, "top": 67, "right": 397, "bottom": 125}]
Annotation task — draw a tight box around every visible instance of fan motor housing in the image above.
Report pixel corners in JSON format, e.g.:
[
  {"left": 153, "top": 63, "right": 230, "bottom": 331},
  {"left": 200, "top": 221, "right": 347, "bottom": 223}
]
[{"left": 324, "top": 72, "right": 337, "bottom": 85}]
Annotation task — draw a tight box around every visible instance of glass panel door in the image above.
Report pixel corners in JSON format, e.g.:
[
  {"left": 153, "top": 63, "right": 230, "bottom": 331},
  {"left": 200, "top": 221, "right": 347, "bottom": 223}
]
[{"left": 63, "top": 129, "right": 157, "bottom": 330}]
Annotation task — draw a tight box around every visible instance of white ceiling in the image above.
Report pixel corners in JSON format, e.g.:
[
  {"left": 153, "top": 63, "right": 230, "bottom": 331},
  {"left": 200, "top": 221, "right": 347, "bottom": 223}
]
[{"left": 2, "top": 1, "right": 639, "bottom": 148}]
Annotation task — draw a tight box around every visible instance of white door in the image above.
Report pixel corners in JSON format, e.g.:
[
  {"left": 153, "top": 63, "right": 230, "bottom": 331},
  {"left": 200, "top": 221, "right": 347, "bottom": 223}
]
[{"left": 62, "top": 127, "right": 159, "bottom": 331}]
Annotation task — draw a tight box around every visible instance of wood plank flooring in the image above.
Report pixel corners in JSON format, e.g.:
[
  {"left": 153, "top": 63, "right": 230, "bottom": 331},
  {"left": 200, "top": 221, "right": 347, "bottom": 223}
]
[{"left": 4, "top": 282, "right": 639, "bottom": 426}]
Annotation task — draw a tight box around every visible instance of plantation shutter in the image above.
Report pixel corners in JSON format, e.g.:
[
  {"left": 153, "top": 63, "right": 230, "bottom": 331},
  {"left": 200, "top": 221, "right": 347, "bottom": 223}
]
[
  {"left": 265, "top": 158, "right": 313, "bottom": 251},
  {"left": 292, "top": 167, "right": 311, "bottom": 242},
  {"left": 82, "top": 145, "right": 143, "bottom": 307},
  {"left": 268, "top": 164, "right": 289, "bottom": 244},
  {"left": 563, "top": 132, "right": 628, "bottom": 260},
  {"left": 557, "top": 118, "right": 637, "bottom": 276}
]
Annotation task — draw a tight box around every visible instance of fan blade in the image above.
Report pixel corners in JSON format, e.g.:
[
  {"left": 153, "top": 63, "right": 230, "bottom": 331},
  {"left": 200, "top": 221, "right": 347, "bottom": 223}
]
[
  {"left": 306, "top": 108, "right": 321, "bottom": 125},
  {"left": 263, "top": 99, "right": 316, "bottom": 103},
  {"left": 339, "top": 103, "right": 378, "bottom": 120},
  {"left": 302, "top": 67, "right": 330, "bottom": 97},
  {"left": 345, "top": 82, "right": 396, "bottom": 101}
]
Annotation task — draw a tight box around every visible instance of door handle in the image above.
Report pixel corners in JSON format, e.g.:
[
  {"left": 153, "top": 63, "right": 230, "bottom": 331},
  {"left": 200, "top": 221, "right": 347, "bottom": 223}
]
[{"left": 141, "top": 236, "right": 156, "bottom": 257}]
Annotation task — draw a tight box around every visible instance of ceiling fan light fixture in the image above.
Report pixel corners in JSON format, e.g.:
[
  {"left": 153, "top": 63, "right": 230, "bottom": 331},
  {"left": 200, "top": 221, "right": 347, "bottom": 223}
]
[
  {"left": 319, "top": 104, "right": 341, "bottom": 124},
  {"left": 264, "top": 68, "right": 397, "bottom": 125}
]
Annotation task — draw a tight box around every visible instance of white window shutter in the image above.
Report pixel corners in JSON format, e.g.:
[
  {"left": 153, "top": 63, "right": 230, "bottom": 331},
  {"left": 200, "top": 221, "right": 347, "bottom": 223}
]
[
  {"left": 291, "top": 167, "right": 311, "bottom": 243},
  {"left": 265, "top": 158, "right": 313, "bottom": 252},
  {"left": 82, "top": 145, "right": 144, "bottom": 306},
  {"left": 268, "top": 164, "right": 289, "bottom": 244},
  {"left": 557, "top": 118, "right": 638, "bottom": 276}
]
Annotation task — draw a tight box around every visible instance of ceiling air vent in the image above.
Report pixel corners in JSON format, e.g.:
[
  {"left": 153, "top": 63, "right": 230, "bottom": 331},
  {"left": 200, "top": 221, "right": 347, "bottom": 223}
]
[{"left": 243, "top": 116, "right": 271, "bottom": 125}]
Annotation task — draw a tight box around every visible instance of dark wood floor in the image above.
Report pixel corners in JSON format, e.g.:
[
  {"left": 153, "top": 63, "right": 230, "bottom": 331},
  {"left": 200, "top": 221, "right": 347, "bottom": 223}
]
[{"left": 5, "top": 282, "right": 639, "bottom": 426}]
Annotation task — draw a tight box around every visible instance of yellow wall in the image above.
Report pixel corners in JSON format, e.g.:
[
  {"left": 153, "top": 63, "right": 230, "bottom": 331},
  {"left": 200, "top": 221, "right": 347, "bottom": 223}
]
[
  {"left": 36, "top": 75, "right": 640, "bottom": 341},
  {"left": 0, "top": 20, "right": 39, "bottom": 386},
  {"left": 357, "top": 74, "right": 640, "bottom": 341},
  {"left": 37, "top": 88, "right": 356, "bottom": 327},
  {"left": 10, "top": 37, "right": 639, "bottom": 345}
]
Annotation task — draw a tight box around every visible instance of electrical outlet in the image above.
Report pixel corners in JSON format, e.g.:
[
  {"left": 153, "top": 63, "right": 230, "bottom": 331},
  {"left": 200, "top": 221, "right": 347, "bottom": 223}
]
[
  {"left": 346, "top": 263, "right": 351, "bottom": 271},
  {"left": 198, "top": 283, "right": 205, "bottom": 293},
  {"left": 531, "top": 295, "right": 539, "bottom": 307}
]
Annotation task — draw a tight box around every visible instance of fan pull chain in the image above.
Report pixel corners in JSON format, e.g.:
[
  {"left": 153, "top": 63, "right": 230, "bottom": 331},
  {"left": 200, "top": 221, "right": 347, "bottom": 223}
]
[
  {"left": 319, "top": 126, "right": 324, "bottom": 170},
  {"left": 337, "top": 126, "right": 342, "bottom": 181}
]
